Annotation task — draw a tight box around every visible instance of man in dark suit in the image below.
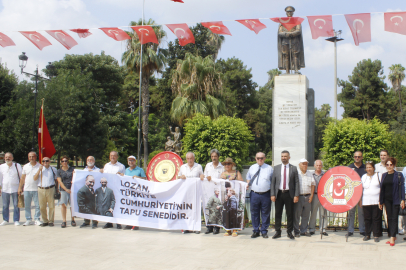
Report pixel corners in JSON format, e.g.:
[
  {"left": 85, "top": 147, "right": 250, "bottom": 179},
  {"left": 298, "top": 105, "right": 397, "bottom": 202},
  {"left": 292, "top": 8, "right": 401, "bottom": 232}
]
[
  {"left": 77, "top": 175, "right": 96, "bottom": 215},
  {"left": 95, "top": 177, "right": 116, "bottom": 222},
  {"left": 271, "top": 150, "right": 299, "bottom": 239}
]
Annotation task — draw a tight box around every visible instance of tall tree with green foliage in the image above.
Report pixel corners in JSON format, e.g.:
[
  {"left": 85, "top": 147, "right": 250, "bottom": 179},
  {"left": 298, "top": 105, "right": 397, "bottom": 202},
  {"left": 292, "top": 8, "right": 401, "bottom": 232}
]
[
  {"left": 170, "top": 53, "right": 225, "bottom": 125},
  {"left": 338, "top": 59, "right": 389, "bottom": 121},
  {"left": 216, "top": 57, "right": 258, "bottom": 118},
  {"left": 0, "top": 63, "right": 18, "bottom": 111},
  {"left": 321, "top": 118, "right": 391, "bottom": 168},
  {"left": 314, "top": 104, "right": 333, "bottom": 159},
  {"left": 388, "top": 64, "right": 405, "bottom": 113},
  {"left": 182, "top": 114, "right": 253, "bottom": 170},
  {"left": 122, "top": 19, "right": 168, "bottom": 167}
]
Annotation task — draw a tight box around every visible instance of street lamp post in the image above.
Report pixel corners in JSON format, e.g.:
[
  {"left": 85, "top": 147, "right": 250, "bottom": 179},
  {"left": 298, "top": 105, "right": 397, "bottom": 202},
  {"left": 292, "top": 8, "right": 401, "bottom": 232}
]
[
  {"left": 18, "top": 52, "right": 55, "bottom": 151},
  {"left": 326, "top": 30, "right": 344, "bottom": 120}
]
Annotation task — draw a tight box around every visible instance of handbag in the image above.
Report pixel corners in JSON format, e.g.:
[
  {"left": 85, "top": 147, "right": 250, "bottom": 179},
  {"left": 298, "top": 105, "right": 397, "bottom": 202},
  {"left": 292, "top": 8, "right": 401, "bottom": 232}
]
[
  {"left": 398, "top": 174, "right": 406, "bottom": 216},
  {"left": 51, "top": 168, "right": 61, "bottom": 200},
  {"left": 15, "top": 163, "right": 24, "bottom": 208}
]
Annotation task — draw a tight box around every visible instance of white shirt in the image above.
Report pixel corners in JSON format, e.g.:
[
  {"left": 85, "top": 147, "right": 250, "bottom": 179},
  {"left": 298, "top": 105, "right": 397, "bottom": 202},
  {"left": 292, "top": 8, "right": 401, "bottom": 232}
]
[
  {"left": 298, "top": 170, "right": 315, "bottom": 195},
  {"left": 279, "top": 164, "right": 290, "bottom": 190},
  {"left": 375, "top": 163, "right": 387, "bottom": 175},
  {"left": 0, "top": 163, "right": 22, "bottom": 193},
  {"left": 22, "top": 162, "right": 41, "bottom": 191},
  {"left": 103, "top": 162, "right": 125, "bottom": 174},
  {"left": 84, "top": 166, "right": 100, "bottom": 172},
  {"left": 39, "top": 166, "right": 57, "bottom": 188},
  {"left": 178, "top": 163, "right": 203, "bottom": 178},
  {"left": 203, "top": 162, "right": 224, "bottom": 179},
  {"left": 362, "top": 173, "right": 381, "bottom": 206},
  {"left": 246, "top": 163, "right": 273, "bottom": 193}
]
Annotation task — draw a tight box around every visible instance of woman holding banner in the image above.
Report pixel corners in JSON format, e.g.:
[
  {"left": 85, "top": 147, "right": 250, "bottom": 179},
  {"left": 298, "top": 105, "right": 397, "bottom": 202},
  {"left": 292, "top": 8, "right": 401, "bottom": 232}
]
[
  {"left": 379, "top": 157, "right": 405, "bottom": 246},
  {"left": 56, "top": 156, "right": 76, "bottom": 228},
  {"left": 361, "top": 161, "right": 381, "bottom": 242}
]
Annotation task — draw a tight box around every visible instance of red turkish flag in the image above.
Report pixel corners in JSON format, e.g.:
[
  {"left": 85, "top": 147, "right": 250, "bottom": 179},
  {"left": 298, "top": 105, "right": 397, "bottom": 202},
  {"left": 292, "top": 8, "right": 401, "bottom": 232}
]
[
  {"left": 270, "top": 17, "right": 304, "bottom": 31},
  {"left": 201, "top": 21, "right": 232, "bottom": 36},
  {"left": 344, "top": 13, "right": 371, "bottom": 46},
  {"left": 171, "top": 0, "right": 184, "bottom": 2},
  {"left": 307, "top": 15, "right": 334, "bottom": 39},
  {"left": 20, "top": 31, "right": 52, "bottom": 51},
  {"left": 384, "top": 12, "right": 406, "bottom": 35},
  {"left": 236, "top": 19, "right": 266, "bottom": 34},
  {"left": 166, "top": 24, "right": 194, "bottom": 46},
  {"left": 332, "top": 178, "right": 346, "bottom": 200},
  {"left": 38, "top": 106, "right": 56, "bottom": 161},
  {"left": 70, "top": 29, "right": 92, "bottom": 38},
  {"left": 0, "top": 32, "right": 15, "bottom": 47},
  {"left": 131, "top": 26, "right": 158, "bottom": 44},
  {"left": 45, "top": 30, "right": 78, "bottom": 50},
  {"left": 100, "top": 27, "right": 130, "bottom": 41}
]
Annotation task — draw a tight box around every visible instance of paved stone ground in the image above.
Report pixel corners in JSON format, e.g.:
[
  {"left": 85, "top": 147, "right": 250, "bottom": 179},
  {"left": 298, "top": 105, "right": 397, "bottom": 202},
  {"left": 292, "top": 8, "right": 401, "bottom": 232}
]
[{"left": 0, "top": 202, "right": 405, "bottom": 270}]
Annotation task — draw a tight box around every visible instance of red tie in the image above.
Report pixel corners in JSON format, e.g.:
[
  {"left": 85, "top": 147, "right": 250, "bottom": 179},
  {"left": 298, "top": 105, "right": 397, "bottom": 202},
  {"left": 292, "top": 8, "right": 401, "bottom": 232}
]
[{"left": 283, "top": 165, "right": 287, "bottom": 190}]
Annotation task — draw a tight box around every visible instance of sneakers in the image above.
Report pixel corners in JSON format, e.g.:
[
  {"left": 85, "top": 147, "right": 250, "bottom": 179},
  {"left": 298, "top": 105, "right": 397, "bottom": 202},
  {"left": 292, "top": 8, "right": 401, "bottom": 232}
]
[
  {"left": 14, "top": 221, "right": 20, "bottom": 226},
  {"left": 0, "top": 220, "right": 8, "bottom": 226},
  {"left": 23, "top": 221, "right": 33, "bottom": 226},
  {"left": 35, "top": 220, "right": 43, "bottom": 226}
]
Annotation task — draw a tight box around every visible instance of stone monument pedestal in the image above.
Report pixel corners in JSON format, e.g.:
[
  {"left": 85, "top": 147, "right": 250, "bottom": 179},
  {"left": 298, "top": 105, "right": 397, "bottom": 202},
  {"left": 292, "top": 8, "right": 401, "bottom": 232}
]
[{"left": 272, "top": 75, "right": 314, "bottom": 166}]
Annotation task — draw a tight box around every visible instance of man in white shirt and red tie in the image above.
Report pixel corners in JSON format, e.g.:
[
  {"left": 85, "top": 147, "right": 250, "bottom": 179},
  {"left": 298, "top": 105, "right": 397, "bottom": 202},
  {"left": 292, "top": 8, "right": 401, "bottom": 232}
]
[
  {"left": 178, "top": 152, "right": 203, "bottom": 234},
  {"left": 271, "top": 150, "right": 299, "bottom": 240}
]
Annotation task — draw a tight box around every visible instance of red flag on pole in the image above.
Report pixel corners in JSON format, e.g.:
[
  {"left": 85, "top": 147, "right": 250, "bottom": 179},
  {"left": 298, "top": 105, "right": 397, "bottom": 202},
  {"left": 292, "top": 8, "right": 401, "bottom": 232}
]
[
  {"left": 166, "top": 24, "right": 195, "bottom": 46},
  {"left": 384, "top": 12, "right": 406, "bottom": 35},
  {"left": 20, "top": 31, "right": 52, "bottom": 50},
  {"left": 270, "top": 17, "right": 304, "bottom": 31},
  {"left": 201, "top": 21, "right": 232, "bottom": 36},
  {"left": 38, "top": 102, "right": 56, "bottom": 161},
  {"left": 0, "top": 32, "right": 15, "bottom": 47},
  {"left": 307, "top": 15, "right": 334, "bottom": 39},
  {"left": 131, "top": 26, "right": 159, "bottom": 44},
  {"left": 99, "top": 27, "right": 131, "bottom": 41},
  {"left": 236, "top": 19, "right": 266, "bottom": 34},
  {"left": 70, "top": 29, "right": 92, "bottom": 38},
  {"left": 344, "top": 13, "right": 371, "bottom": 46},
  {"left": 45, "top": 30, "right": 78, "bottom": 50}
]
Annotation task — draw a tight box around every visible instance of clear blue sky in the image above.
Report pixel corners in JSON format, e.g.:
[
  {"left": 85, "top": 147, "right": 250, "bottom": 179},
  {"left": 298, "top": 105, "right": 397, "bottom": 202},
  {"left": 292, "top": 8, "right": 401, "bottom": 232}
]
[{"left": 1, "top": 0, "right": 405, "bottom": 118}]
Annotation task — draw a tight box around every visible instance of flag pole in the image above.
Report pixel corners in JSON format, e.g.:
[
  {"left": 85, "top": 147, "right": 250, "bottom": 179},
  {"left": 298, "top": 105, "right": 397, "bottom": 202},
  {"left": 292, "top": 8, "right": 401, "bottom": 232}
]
[
  {"left": 137, "top": 0, "right": 145, "bottom": 168},
  {"left": 40, "top": 98, "right": 44, "bottom": 186}
]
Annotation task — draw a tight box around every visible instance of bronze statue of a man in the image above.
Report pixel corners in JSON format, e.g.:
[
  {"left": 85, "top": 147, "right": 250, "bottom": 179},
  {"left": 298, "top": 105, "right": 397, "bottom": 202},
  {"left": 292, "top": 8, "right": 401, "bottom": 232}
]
[{"left": 278, "top": 6, "right": 305, "bottom": 74}]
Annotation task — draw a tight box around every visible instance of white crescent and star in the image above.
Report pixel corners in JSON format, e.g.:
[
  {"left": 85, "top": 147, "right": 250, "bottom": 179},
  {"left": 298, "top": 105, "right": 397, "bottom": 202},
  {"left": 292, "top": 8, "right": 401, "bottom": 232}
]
[
  {"left": 108, "top": 29, "right": 120, "bottom": 36},
  {"left": 209, "top": 25, "right": 221, "bottom": 31},
  {"left": 138, "top": 28, "right": 150, "bottom": 36},
  {"left": 314, "top": 18, "right": 326, "bottom": 29},
  {"left": 29, "top": 34, "right": 41, "bottom": 42},
  {"left": 353, "top": 19, "right": 364, "bottom": 33},
  {"left": 390, "top": 15, "right": 403, "bottom": 26},
  {"left": 174, "top": 28, "right": 186, "bottom": 39},
  {"left": 279, "top": 17, "right": 291, "bottom": 23},
  {"left": 333, "top": 189, "right": 344, "bottom": 197},
  {"left": 55, "top": 32, "right": 66, "bottom": 42},
  {"left": 245, "top": 20, "right": 257, "bottom": 29}
]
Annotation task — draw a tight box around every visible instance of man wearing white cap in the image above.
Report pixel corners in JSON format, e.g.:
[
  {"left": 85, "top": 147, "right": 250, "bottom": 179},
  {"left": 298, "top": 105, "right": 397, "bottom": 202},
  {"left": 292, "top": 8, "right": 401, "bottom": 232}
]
[
  {"left": 125, "top": 156, "right": 146, "bottom": 179},
  {"left": 293, "top": 158, "right": 315, "bottom": 237}
]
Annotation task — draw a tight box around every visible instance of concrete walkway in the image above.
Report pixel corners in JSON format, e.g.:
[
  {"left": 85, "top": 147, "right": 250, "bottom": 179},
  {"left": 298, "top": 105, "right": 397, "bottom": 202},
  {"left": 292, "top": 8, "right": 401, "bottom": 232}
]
[{"left": 0, "top": 202, "right": 404, "bottom": 270}]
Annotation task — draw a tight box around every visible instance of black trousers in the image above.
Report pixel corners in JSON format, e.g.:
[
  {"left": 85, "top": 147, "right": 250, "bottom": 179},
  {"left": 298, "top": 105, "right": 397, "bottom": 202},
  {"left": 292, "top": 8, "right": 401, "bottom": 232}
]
[
  {"left": 385, "top": 199, "right": 400, "bottom": 237},
  {"left": 362, "top": 205, "right": 381, "bottom": 237},
  {"left": 275, "top": 190, "right": 294, "bottom": 233}
]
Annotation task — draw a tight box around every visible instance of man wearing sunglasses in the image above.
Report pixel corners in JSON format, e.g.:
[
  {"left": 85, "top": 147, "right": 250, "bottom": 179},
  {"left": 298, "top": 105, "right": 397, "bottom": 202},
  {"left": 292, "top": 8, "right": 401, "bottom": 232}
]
[
  {"left": 347, "top": 150, "right": 366, "bottom": 237},
  {"left": 33, "top": 157, "right": 58, "bottom": 227}
]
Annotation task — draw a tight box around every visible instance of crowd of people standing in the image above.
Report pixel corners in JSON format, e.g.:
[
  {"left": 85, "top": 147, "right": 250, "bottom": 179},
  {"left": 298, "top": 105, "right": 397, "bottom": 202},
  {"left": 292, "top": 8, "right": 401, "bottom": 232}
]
[{"left": 1, "top": 148, "right": 405, "bottom": 247}]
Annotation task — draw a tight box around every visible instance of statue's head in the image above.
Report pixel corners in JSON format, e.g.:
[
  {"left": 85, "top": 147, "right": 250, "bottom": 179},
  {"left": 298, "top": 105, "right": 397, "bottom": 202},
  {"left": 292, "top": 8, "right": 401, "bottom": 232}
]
[
  {"left": 175, "top": 127, "right": 180, "bottom": 132},
  {"left": 167, "top": 136, "right": 171, "bottom": 140},
  {"left": 285, "top": 6, "right": 295, "bottom": 17}
]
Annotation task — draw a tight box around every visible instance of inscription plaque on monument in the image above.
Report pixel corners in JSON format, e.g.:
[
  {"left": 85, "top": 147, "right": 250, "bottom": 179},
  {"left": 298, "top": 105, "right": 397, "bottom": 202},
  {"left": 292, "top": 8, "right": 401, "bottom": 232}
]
[{"left": 272, "top": 75, "right": 313, "bottom": 166}]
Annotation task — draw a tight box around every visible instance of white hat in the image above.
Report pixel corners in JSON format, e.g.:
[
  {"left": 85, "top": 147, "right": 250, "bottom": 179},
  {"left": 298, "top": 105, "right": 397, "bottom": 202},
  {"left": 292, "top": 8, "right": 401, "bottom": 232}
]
[
  {"left": 299, "top": 158, "right": 308, "bottom": 163},
  {"left": 127, "top": 155, "right": 137, "bottom": 160}
]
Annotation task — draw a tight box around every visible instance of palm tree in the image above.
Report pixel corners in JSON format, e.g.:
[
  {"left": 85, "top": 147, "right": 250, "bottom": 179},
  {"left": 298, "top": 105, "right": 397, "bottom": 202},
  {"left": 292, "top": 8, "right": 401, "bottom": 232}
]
[
  {"left": 265, "top": 68, "right": 282, "bottom": 89},
  {"left": 205, "top": 31, "right": 225, "bottom": 60},
  {"left": 389, "top": 64, "right": 405, "bottom": 113},
  {"left": 170, "top": 53, "right": 225, "bottom": 125},
  {"left": 122, "top": 19, "right": 168, "bottom": 167}
]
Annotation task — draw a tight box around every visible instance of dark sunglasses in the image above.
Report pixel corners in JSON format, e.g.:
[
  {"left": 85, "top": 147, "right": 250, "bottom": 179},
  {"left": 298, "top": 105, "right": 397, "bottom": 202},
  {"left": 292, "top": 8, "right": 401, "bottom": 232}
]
[
  {"left": 256, "top": 157, "right": 265, "bottom": 160},
  {"left": 61, "top": 160, "right": 68, "bottom": 163},
  {"left": 354, "top": 156, "right": 362, "bottom": 158},
  {"left": 223, "top": 163, "right": 232, "bottom": 166},
  {"left": 42, "top": 160, "right": 50, "bottom": 163},
  {"left": 386, "top": 163, "right": 394, "bottom": 167}
]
